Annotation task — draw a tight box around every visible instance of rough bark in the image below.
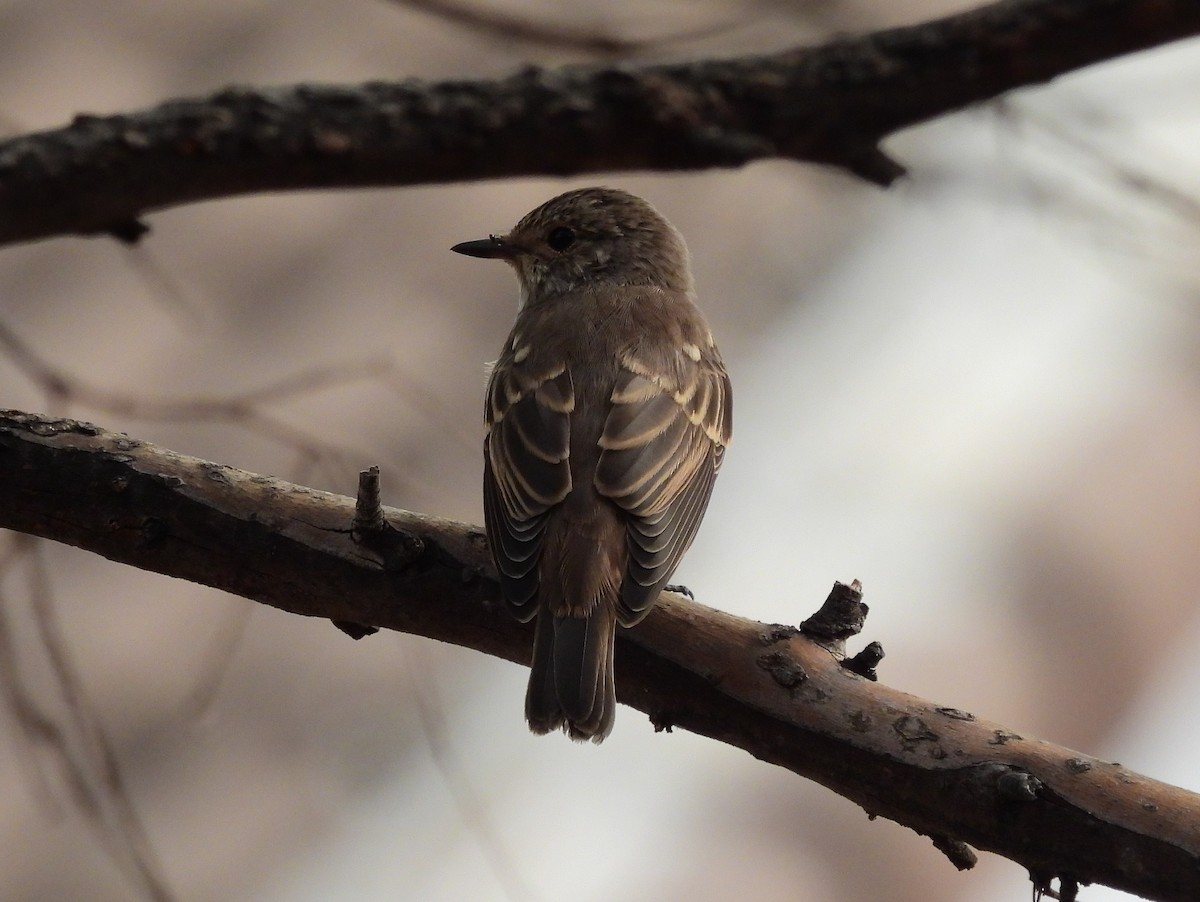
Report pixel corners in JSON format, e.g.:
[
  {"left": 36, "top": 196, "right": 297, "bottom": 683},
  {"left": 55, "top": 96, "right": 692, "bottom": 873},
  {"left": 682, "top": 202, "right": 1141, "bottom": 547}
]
[
  {"left": 2, "top": 409, "right": 1198, "bottom": 901},
  {"left": 0, "top": 0, "right": 1197, "bottom": 247}
]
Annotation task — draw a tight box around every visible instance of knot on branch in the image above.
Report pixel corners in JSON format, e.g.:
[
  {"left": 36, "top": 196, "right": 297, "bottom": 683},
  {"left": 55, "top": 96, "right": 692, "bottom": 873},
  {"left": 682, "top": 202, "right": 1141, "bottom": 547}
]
[
  {"left": 930, "top": 834, "right": 978, "bottom": 871},
  {"left": 757, "top": 650, "right": 808, "bottom": 693},
  {"left": 842, "top": 640, "right": 884, "bottom": 681},
  {"left": 996, "top": 769, "right": 1043, "bottom": 803}
]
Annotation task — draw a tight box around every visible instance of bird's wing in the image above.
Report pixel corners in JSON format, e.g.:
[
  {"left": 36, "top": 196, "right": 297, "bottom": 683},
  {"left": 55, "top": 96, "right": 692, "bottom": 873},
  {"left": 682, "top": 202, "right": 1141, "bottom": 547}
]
[
  {"left": 595, "top": 344, "right": 732, "bottom": 625},
  {"left": 483, "top": 357, "right": 574, "bottom": 621}
]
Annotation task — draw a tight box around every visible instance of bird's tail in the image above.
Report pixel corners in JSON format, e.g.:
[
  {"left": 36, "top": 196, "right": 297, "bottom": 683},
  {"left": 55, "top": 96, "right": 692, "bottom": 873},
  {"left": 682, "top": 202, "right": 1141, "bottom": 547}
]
[{"left": 525, "top": 604, "right": 616, "bottom": 743}]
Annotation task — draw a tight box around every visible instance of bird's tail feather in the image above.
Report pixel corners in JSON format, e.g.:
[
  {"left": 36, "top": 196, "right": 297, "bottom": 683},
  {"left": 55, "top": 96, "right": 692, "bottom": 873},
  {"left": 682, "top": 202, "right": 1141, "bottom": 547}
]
[{"left": 525, "top": 606, "right": 616, "bottom": 743}]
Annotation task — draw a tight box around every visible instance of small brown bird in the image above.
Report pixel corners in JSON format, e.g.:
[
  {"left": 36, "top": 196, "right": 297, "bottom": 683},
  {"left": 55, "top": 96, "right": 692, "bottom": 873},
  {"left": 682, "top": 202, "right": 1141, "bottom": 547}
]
[{"left": 452, "top": 187, "right": 731, "bottom": 742}]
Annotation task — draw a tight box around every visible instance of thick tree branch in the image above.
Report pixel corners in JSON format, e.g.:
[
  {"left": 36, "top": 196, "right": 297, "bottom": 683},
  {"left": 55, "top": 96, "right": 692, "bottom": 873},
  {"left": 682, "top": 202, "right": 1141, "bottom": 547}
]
[
  {"left": 2, "top": 409, "right": 1198, "bottom": 901},
  {"left": 0, "top": 0, "right": 1196, "bottom": 247}
]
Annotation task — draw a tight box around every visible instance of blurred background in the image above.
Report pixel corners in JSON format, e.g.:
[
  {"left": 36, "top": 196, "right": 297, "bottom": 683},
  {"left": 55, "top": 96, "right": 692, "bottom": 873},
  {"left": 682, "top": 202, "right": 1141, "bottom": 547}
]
[{"left": 0, "top": 0, "right": 1198, "bottom": 899}]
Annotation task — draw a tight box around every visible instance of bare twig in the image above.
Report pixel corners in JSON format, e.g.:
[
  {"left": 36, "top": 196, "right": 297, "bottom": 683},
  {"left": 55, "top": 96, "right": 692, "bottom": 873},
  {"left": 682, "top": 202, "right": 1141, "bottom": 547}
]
[
  {"left": 384, "top": 0, "right": 728, "bottom": 55},
  {"left": 0, "top": 535, "right": 175, "bottom": 902},
  {"left": 24, "top": 542, "right": 174, "bottom": 901},
  {"left": 0, "top": 319, "right": 407, "bottom": 484},
  {"left": 1003, "top": 99, "right": 1200, "bottom": 225},
  {"left": 174, "top": 597, "right": 254, "bottom": 721},
  {"left": 0, "top": 537, "right": 64, "bottom": 816},
  {"left": 0, "top": 319, "right": 388, "bottom": 418},
  {"left": 401, "top": 643, "right": 540, "bottom": 902},
  {"left": 119, "top": 244, "right": 207, "bottom": 326}
]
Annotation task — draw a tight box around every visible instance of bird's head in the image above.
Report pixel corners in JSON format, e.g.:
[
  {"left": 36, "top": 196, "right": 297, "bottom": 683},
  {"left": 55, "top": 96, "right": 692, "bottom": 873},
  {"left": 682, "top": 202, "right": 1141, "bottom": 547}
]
[{"left": 451, "top": 187, "right": 693, "bottom": 303}]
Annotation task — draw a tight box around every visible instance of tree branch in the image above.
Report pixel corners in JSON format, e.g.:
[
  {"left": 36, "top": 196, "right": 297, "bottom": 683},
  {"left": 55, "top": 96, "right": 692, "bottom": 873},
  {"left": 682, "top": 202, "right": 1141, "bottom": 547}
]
[
  {"left": 0, "top": 0, "right": 1196, "bottom": 247},
  {"left": 2, "top": 409, "right": 1198, "bottom": 901}
]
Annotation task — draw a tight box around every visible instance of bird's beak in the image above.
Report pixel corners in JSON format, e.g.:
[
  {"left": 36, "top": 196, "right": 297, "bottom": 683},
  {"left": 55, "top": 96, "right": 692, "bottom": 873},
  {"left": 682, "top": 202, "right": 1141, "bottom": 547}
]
[{"left": 450, "top": 234, "right": 520, "bottom": 259}]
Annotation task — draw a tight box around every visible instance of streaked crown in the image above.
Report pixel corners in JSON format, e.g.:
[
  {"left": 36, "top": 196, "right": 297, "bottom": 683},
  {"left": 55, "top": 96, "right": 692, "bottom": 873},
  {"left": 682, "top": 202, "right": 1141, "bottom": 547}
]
[{"left": 465, "top": 187, "right": 695, "bottom": 300}]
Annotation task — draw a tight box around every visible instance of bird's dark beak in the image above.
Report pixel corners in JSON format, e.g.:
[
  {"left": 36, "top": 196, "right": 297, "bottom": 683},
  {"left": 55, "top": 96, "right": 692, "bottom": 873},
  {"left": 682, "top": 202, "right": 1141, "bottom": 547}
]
[{"left": 450, "top": 234, "right": 519, "bottom": 259}]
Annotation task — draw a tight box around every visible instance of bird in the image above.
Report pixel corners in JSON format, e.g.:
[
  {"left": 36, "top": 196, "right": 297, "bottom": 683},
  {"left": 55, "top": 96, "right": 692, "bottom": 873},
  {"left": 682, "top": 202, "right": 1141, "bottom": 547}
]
[{"left": 452, "top": 187, "right": 731, "bottom": 742}]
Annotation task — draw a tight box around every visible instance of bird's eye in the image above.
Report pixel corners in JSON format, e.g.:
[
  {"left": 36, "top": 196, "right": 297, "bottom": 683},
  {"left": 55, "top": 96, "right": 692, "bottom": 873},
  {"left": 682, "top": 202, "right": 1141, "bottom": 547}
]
[{"left": 547, "top": 227, "right": 577, "bottom": 252}]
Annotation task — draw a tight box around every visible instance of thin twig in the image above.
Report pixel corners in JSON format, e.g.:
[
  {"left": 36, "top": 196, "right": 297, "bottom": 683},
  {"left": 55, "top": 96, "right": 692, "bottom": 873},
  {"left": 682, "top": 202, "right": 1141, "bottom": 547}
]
[
  {"left": 0, "top": 536, "right": 175, "bottom": 901},
  {"left": 402, "top": 642, "right": 541, "bottom": 902},
  {"left": 383, "top": 0, "right": 730, "bottom": 55}
]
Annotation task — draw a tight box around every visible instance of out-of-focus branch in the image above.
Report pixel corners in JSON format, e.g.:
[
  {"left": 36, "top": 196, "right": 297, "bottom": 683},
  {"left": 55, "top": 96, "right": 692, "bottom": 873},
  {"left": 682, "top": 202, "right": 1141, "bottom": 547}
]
[
  {"left": 383, "top": 0, "right": 726, "bottom": 55},
  {"left": 0, "top": 319, "right": 410, "bottom": 490},
  {"left": 2, "top": 409, "right": 1199, "bottom": 902},
  {"left": 0, "top": 536, "right": 174, "bottom": 902},
  {"left": 0, "top": 0, "right": 1197, "bottom": 247}
]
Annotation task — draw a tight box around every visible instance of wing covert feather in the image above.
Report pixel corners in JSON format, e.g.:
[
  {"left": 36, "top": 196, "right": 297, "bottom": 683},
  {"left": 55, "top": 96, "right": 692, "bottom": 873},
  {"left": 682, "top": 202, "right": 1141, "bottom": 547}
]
[
  {"left": 484, "top": 363, "right": 574, "bottom": 620},
  {"left": 596, "top": 345, "right": 731, "bottom": 624}
]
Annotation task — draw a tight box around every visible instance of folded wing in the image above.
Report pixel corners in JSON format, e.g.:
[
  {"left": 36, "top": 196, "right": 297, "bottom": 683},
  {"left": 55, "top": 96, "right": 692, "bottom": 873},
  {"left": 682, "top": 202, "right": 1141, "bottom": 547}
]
[
  {"left": 595, "top": 345, "right": 732, "bottom": 624},
  {"left": 483, "top": 361, "right": 574, "bottom": 621}
]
